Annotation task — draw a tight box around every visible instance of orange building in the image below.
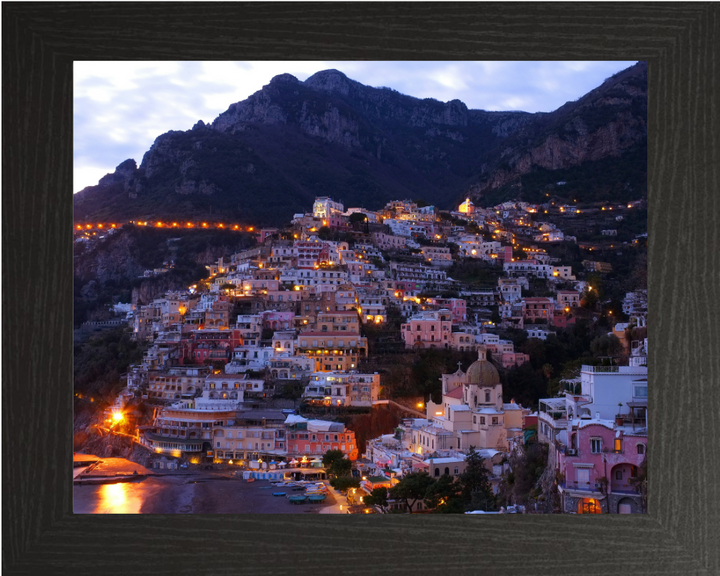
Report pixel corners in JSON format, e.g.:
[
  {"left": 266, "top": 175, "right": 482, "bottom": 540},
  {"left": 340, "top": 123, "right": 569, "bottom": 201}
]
[{"left": 285, "top": 416, "right": 358, "bottom": 460}]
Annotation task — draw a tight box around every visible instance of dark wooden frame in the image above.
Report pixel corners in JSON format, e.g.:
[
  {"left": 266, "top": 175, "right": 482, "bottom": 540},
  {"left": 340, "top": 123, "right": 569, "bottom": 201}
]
[{"left": 3, "top": 2, "right": 718, "bottom": 575}]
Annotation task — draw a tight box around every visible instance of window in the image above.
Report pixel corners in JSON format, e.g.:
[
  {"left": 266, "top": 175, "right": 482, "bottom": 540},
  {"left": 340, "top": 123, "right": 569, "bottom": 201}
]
[
  {"left": 480, "top": 417, "right": 486, "bottom": 425},
  {"left": 590, "top": 438, "right": 602, "bottom": 453},
  {"left": 614, "top": 438, "right": 622, "bottom": 453},
  {"left": 634, "top": 386, "right": 648, "bottom": 398},
  {"left": 577, "top": 469, "right": 589, "bottom": 485},
  {"left": 485, "top": 391, "right": 491, "bottom": 402},
  {"left": 637, "top": 444, "right": 645, "bottom": 455},
  {"left": 615, "top": 470, "right": 623, "bottom": 480},
  {"left": 454, "top": 467, "right": 459, "bottom": 474},
  {"left": 492, "top": 417, "right": 498, "bottom": 425}
]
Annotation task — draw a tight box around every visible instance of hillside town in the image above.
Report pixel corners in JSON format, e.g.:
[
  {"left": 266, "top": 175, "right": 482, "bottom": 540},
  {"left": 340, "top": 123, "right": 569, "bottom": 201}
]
[{"left": 75, "top": 194, "right": 647, "bottom": 514}]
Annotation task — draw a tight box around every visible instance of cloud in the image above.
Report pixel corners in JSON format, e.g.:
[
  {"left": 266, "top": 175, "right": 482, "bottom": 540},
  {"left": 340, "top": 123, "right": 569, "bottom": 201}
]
[{"left": 74, "top": 60, "right": 638, "bottom": 192}]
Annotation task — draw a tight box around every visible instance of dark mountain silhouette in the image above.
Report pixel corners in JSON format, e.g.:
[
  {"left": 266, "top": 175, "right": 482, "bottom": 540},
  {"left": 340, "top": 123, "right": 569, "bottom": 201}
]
[{"left": 74, "top": 62, "right": 646, "bottom": 226}]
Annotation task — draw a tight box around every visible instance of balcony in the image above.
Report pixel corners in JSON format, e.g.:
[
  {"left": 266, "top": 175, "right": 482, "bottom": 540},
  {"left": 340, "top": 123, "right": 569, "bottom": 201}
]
[
  {"left": 582, "top": 365, "right": 647, "bottom": 375},
  {"left": 560, "top": 481, "right": 601, "bottom": 493}
]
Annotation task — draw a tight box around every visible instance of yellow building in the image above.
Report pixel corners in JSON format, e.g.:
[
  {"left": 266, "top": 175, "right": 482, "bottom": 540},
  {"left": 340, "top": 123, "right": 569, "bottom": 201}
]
[{"left": 458, "top": 197, "right": 475, "bottom": 214}]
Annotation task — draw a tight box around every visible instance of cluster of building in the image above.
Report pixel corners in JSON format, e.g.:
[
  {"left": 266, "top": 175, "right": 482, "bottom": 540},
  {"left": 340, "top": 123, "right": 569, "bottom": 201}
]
[
  {"left": 357, "top": 346, "right": 532, "bottom": 509},
  {"left": 108, "top": 194, "right": 647, "bottom": 512}
]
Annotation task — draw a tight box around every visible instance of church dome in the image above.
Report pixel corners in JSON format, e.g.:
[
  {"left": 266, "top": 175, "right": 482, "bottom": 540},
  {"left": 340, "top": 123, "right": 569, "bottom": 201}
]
[{"left": 466, "top": 346, "right": 500, "bottom": 385}]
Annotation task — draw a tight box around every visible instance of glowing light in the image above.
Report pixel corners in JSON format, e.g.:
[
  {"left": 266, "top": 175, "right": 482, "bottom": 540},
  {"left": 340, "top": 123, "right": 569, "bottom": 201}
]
[{"left": 112, "top": 411, "right": 124, "bottom": 423}]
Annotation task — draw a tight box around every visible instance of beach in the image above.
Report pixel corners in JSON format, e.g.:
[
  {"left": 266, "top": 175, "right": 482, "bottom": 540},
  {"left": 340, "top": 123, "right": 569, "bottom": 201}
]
[{"left": 73, "top": 471, "right": 341, "bottom": 514}]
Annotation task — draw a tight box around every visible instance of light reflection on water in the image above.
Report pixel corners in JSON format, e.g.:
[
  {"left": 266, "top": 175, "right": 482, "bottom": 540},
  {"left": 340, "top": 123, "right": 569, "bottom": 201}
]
[{"left": 94, "top": 481, "right": 143, "bottom": 514}]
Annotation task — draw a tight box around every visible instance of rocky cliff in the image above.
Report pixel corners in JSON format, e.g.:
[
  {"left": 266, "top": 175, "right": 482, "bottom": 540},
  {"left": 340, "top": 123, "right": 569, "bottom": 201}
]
[{"left": 74, "top": 63, "right": 646, "bottom": 225}]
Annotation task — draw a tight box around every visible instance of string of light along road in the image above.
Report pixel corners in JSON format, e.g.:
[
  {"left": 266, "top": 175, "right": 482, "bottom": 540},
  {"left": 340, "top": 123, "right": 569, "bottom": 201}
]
[{"left": 74, "top": 221, "right": 257, "bottom": 232}]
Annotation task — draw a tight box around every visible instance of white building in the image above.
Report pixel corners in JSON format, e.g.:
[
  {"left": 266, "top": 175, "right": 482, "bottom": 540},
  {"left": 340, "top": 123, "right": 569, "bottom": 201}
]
[{"left": 313, "top": 196, "right": 344, "bottom": 219}]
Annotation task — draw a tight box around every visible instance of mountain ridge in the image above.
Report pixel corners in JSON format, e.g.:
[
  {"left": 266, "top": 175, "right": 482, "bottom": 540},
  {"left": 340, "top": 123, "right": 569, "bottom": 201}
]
[{"left": 74, "top": 62, "right": 646, "bottom": 225}]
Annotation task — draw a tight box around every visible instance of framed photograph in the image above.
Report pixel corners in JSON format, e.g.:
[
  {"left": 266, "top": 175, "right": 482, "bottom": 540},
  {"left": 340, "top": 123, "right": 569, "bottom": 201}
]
[{"left": 4, "top": 3, "right": 718, "bottom": 575}]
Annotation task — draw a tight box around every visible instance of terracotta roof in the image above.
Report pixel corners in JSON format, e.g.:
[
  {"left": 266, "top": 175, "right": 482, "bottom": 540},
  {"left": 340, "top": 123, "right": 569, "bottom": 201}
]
[{"left": 445, "top": 386, "right": 463, "bottom": 399}]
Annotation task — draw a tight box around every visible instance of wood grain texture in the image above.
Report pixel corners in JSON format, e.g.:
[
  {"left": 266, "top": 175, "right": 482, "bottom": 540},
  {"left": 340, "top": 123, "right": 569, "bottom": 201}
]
[{"left": 3, "top": 2, "right": 718, "bottom": 575}]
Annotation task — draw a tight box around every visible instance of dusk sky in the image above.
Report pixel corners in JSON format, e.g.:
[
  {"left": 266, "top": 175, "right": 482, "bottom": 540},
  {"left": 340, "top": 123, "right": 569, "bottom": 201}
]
[{"left": 74, "top": 60, "right": 638, "bottom": 192}]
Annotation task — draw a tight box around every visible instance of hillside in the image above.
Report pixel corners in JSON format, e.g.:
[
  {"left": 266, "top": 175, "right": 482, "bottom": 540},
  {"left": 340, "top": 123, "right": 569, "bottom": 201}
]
[{"left": 74, "top": 63, "right": 646, "bottom": 226}]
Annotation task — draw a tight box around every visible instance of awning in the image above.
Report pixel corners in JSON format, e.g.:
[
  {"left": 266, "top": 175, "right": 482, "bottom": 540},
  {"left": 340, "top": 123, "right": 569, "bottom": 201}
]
[{"left": 627, "top": 401, "right": 647, "bottom": 408}]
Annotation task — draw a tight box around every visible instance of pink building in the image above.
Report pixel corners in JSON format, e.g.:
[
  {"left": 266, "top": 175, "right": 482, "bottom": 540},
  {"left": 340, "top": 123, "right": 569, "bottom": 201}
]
[
  {"left": 261, "top": 310, "right": 295, "bottom": 331},
  {"left": 557, "top": 421, "right": 647, "bottom": 514},
  {"left": 401, "top": 309, "right": 453, "bottom": 349},
  {"left": 294, "top": 241, "right": 329, "bottom": 269},
  {"left": 498, "top": 351, "right": 530, "bottom": 369},
  {"left": 429, "top": 298, "right": 467, "bottom": 324},
  {"left": 496, "top": 245, "right": 513, "bottom": 263},
  {"left": 551, "top": 307, "right": 577, "bottom": 329},
  {"left": 523, "top": 297, "right": 554, "bottom": 323},
  {"left": 257, "top": 228, "right": 279, "bottom": 244}
]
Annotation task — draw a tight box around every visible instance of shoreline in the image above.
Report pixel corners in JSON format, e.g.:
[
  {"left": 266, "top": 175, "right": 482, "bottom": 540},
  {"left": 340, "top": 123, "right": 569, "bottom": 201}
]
[{"left": 74, "top": 472, "right": 343, "bottom": 514}]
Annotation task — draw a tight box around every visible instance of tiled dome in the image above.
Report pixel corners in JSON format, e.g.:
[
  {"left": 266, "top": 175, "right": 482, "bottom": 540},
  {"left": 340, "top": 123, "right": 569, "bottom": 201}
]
[{"left": 466, "top": 346, "right": 500, "bottom": 385}]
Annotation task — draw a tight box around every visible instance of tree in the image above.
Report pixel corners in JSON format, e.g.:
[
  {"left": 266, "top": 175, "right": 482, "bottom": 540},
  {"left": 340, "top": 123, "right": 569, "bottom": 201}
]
[
  {"left": 349, "top": 212, "right": 368, "bottom": 224},
  {"left": 329, "top": 476, "right": 361, "bottom": 492},
  {"left": 629, "top": 456, "right": 648, "bottom": 513},
  {"left": 322, "top": 449, "right": 352, "bottom": 478},
  {"left": 541, "top": 363, "right": 554, "bottom": 380},
  {"left": 424, "top": 474, "right": 464, "bottom": 513},
  {"left": 389, "top": 471, "right": 436, "bottom": 513},
  {"left": 506, "top": 442, "right": 548, "bottom": 506},
  {"left": 590, "top": 333, "right": 623, "bottom": 357},
  {"left": 364, "top": 486, "right": 389, "bottom": 513},
  {"left": 460, "top": 447, "right": 495, "bottom": 511}
]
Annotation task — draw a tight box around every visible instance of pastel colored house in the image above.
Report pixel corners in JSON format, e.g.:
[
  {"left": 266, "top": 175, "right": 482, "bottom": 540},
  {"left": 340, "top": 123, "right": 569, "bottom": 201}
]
[
  {"left": 557, "top": 420, "right": 647, "bottom": 514},
  {"left": 401, "top": 309, "right": 453, "bottom": 349}
]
